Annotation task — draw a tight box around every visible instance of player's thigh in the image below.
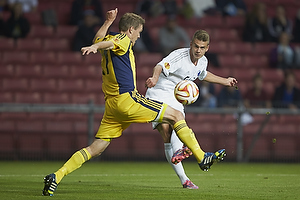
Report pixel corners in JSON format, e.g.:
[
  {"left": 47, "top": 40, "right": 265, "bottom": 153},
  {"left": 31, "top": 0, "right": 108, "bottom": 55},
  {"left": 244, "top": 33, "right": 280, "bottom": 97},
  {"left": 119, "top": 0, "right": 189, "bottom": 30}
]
[
  {"left": 96, "top": 118, "right": 131, "bottom": 139},
  {"left": 119, "top": 91, "right": 162, "bottom": 123},
  {"left": 161, "top": 105, "right": 184, "bottom": 125}
]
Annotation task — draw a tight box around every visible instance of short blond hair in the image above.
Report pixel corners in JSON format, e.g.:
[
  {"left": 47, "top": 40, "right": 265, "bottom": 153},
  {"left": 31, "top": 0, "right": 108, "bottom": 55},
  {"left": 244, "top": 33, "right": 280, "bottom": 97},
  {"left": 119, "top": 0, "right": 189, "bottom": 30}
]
[
  {"left": 192, "top": 30, "right": 210, "bottom": 44},
  {"left": 119, "top": 13, "right": 145, "bottom": 32}
]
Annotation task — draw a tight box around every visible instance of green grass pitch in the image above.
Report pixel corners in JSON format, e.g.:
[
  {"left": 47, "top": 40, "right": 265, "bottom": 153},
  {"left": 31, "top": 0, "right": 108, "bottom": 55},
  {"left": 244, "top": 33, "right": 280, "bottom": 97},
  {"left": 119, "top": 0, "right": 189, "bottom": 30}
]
[{"left": 0, "top": 161, "right": 299, "bottom": 200}]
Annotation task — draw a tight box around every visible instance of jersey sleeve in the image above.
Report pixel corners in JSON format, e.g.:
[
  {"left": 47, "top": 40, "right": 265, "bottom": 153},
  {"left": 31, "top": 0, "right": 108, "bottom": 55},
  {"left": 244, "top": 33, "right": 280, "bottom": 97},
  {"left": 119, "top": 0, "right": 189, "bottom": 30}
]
[
  {"left": 157, "top": 50, "right": 182, "bottom": 77},
  {"left": 197, "top": 56, "right": 208, "bottom": 80},
  {"left": 94, "top": 33, "right": 131, "bottom": 56}
]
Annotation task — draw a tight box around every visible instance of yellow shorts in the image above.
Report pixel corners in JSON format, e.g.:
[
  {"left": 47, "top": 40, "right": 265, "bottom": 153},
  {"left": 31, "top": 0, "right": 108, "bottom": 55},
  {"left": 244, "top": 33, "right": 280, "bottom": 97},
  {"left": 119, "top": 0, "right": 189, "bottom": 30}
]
[{"left": 95, "top": 91, "right": 167, "bottom": 139}]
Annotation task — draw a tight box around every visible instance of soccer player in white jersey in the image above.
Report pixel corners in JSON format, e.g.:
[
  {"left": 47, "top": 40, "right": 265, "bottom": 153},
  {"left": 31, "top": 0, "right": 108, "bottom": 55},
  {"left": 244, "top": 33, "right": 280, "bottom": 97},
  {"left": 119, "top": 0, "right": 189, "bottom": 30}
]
[{"left": 145, "top": 30, "right": 238, "bottom": 189}]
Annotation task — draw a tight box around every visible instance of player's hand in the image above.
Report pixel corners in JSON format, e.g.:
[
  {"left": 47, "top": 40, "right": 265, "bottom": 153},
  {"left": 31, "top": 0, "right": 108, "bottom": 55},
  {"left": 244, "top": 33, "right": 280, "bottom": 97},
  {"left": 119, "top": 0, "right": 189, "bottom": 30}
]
[
  {"left": 227, "top": 77, "right": 238, "bottom": 87},
  {"left": 145, "top": 77, "right": 158, "bottom": 88},
  {"left": 81, "top": 45, "right": 98, "bottom": 55},
  {"left": 106, "top": 8, "right": 118, "bottom": 23}
]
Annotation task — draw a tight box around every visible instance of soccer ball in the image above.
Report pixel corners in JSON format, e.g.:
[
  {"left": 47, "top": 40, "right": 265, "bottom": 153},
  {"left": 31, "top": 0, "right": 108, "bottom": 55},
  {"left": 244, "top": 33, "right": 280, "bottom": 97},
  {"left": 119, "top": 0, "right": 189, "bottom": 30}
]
[{"left": 174, "top": 80, "right": 199, "bottom": 105}]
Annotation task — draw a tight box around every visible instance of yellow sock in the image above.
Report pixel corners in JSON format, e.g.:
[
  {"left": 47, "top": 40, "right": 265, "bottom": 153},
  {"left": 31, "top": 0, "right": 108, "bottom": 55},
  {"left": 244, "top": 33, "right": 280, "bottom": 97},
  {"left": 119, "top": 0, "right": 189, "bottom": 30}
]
[
  {"left": 54, "top": 148, "right": 91, "bottom": 183},
  {"left": 174, "top": 120, "right": 205, "bottom": 163}
]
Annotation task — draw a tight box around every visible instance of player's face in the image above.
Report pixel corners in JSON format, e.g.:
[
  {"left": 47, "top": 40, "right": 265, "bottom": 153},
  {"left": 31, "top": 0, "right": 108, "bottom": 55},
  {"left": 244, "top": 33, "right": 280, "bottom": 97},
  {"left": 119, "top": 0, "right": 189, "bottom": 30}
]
[
  {"left": 190, "top": 39, "right": 209, "bottom": 60},
  {"left": 129, "top": 25, "right": 143, "bottom": 46}
]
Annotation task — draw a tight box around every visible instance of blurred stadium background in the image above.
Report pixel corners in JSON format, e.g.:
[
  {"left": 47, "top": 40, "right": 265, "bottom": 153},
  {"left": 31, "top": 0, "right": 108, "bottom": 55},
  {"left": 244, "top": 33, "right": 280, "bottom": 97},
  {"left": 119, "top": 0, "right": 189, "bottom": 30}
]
[{"left": 0, "top": 0, "right": 299, "bottom": 162}]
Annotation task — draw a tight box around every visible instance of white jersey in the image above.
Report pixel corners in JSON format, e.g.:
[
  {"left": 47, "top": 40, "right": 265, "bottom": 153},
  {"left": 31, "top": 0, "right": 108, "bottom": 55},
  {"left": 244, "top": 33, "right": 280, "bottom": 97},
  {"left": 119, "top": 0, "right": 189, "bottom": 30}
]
[{"left": 145, "top": 48, "right": 208, "bottom": 117}]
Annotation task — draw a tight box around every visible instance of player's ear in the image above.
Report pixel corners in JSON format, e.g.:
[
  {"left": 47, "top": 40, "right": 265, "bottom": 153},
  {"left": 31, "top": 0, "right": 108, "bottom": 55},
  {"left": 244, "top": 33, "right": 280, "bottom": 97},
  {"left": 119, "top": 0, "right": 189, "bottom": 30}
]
[
  {"left": 129, "top": 26, "right": 134, "bottom": 34},
  {"left": 206, "top": 44, "right": 209, "bottom": 52}
]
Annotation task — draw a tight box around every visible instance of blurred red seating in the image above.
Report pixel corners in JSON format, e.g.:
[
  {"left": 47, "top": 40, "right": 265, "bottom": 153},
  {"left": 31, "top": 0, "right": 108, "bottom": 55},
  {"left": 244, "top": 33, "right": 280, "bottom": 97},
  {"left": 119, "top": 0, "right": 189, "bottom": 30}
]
[
  {"left": 224, "top": 16, "right": 245, "bottom": 29},
  {"left": 30, "top": 51, "right": 57, "bottom": 64},
  {"left": 85, "top": 79, "right": 102, "bottom": 92},
  {"left": 136, "top": 52, "right": 162, "bottom": 67},
  {"left": 24, "top": 12, "right": 43, "bottom": 25},
  {"left": 30, "top": 78, "right": 57, "bottom": 92},
  {"left": 208, "top": 41, "right": 228, "bottom": 54},
  {"left": 136, "top": 65, "right": 152, "bottom": 80},
  {"left": 0, "top": 64, "right": 14, "bottom": 78},
  {"left": 16, "top": 38, "right": 43, "bottom": 51},
  {"left": 44, "top": 38, "right": 71, "bottom": 51},
  {"left": 2, "top": 78, "right": 29, "bottom": 91},
  {"left": 219, "top": 54, "right": 243, "bottom": 68},
  {"left": 27, "top": 25, "right": 54, "bottom": 38},
  {"left": 229, "top": 42, "right": 254, "bottom": 55},
  {"left": 82, "top": 53, "right": 102, "bottom": 65},
  {"left": 243, "top": 55, "right": 269, "bottom": 68},
  {"left": 43, "top": 92, "right": 70, "bottom": 104},
  {"left": 231, "top": 68, "right": 256, "bottom": 82},
  {"left": 70, "top": 92, "right": 99, "bottom": 104},
  {"left": 253, "top": 42, "right": 276, "bottom": 55},
  {"left": 200, "top": 15, "right": 224, "bottom": 28},
  {"left": 15, "top": 92, "right": 42, "bottom": 103},
  {"left": 15, "top": 64, "right": 42, "bottom": 78},
  {"left": 213, "top": 29, "right": 240, "bottom": 42},
  {"left": 0, "top": 132, "right": 15, "bottom": 152},
  {"left": 259, "top": 68, "right": 284, "bottom": 82},
  {"left": 57, "top": 52, "right": 83, "bottom": 65},
  {"left": 45, "top": 120, "right": 74, "bottom": 132},
  {"left": 2, "top": 52, "right": 29, "bottom": 64},
  {"left": 55, "top": 25, "right": 77, "bottom": 38},
  {"left": 70, "top": 65, "right": 100, "bottom": 79},
  {"left": 0, "top": 92, "right": 14, "bottom": 103},
  {"left": 0, "top": 38, "right": 15, "bottom": 51},
  {"left": 55, "top": 2, "right": 72, "bottom": 25},
  {"left": 16, "top": 120, "right": 45, "bottom": 132},
  {"left": 58, "top": 79, "right": 84, "bottom": 92},
  {"left": 42, "top": 64, "right": 70, "bottom": 78}
]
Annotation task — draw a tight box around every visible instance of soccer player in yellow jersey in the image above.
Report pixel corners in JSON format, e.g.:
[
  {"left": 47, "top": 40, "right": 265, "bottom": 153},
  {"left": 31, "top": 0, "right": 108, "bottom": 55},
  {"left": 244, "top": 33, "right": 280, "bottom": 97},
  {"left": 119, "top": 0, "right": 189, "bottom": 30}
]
[{"left": 42, "top": 8, "right": 237, "bottom": 196}]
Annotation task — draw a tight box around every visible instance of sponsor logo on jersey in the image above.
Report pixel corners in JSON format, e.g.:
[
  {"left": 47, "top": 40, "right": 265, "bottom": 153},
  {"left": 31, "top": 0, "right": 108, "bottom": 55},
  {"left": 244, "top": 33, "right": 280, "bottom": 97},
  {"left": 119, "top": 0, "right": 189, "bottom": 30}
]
[
  {"left": 164, "top": 62, "right": 170, "bottom": 69},
  {"left": 113, "top": 38, "right": 120, "bottom": 44}
]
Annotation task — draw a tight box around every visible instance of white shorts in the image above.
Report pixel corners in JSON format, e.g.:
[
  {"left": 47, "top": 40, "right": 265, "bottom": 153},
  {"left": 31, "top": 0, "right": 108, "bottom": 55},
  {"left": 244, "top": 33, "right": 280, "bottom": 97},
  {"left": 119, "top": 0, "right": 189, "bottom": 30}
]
[{"left": 145, "top": 87, "right": 185, "bottom": 129}]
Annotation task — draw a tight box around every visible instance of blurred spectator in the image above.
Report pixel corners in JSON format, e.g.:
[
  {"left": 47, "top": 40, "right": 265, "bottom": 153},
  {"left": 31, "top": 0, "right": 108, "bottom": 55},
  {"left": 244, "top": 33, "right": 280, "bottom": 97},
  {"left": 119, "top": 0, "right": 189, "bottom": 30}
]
[
  {"left": 217, "top": 86, "right": 242, "bottom": 108},
  {"left": 70, "top": 0, "right": 104, "bottom": 26},
  {"left": 7, "top": 0, "right": 37, "bottom": 13},
  {"left": 158, "top": 15, "right": 190, "bottom": 56},
  {"left": 0, "top": 0, "right": 8, "bottom": 37},
  {"left": 186, "top": 0, "right": 217, "bottom": 18},
  {"left": 72, "top": 10, "right": 97, "bottom": 52},
  {"left": 162, "top": 0, "right": 178, "bottom": 16},
  {"left": 133, "top": 27, "right": 157, "bottom": 53},
  {"left": 267, "top": 5, "right": 293, "bottom": 42},
  {"left": 293, "top": 9, "right": 300, "bottom": 43},
  {"left": 243, "top": 73, "right": 272, "bottom": 108},
  {"left": 272, "top": 70, "right": 300, "bottom": 109},
  {"left": 191, "top": 80, "right": 217, "bottom": 108},
  {"left": 136, "top": 0, "right": 179, "bottom": 18},
  {"left": 218, "top": 85, "right": 252, "bottom": 125},
  {"left": 135, "top": 0, "right": 164, "bottom": 18},
  {"left": 243, "top": 2, "right": 271, "bottom": 43},
  {"left": 270, "top": 32, "right": 295, "bottom": 69},
  {"left": 215, "top": 0, "right": 247, "bottom": 16},
  {"left": 4, "top": 2, "right": 30, "bottom": 39}
]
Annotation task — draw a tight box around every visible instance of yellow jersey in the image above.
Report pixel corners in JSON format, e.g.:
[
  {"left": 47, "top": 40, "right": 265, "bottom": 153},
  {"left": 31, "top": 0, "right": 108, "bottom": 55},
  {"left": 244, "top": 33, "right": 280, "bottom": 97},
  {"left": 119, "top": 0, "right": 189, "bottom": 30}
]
[{"left": 94, "top": 32, "right": 137, "bottom": 98}]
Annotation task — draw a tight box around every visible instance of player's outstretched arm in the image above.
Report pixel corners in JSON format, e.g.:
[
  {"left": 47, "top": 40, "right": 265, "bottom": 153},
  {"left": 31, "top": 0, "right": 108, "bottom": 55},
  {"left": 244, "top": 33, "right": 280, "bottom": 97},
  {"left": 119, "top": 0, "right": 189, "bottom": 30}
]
[
  {"left": 204, "top": 71, "right": 238, "bottom": 87},
  {"left": 145, "top": 65, "right": 163, "bottom": 88},
  {"left": 93, "top": 8, "right": 118, "bottom": 42},
  {"left": 81, "top": 41, "right": 114, "bottom": 55}
]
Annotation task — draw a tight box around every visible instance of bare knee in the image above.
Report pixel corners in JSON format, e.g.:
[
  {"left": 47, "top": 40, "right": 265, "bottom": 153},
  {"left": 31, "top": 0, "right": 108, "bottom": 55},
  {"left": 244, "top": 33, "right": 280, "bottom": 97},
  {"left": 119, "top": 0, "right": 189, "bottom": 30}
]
[
  {"left": 157, "top": 124, "right": 172, "bottom": 143},
  {"left": 162, "top": 106, "right": 184, "bottom": 126},
  {"left": 86, "top": 139, "right": 110, "bottom": 157}
]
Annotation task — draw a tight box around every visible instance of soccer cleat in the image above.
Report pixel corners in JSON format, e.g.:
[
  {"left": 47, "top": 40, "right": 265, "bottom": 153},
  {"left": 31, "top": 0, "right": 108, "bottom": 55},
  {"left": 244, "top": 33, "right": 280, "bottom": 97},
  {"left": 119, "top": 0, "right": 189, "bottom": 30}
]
[
  {"left": 182, "top": 180, "right": 199, "bottom": 189},
  {"left": 42, "top": 173, "right": 58, "bottom": 196},
  {"left": 171, "top": 146, "right": 193, "bottom": 164},
  {"left": 199, "top": 149, "right": 226, "bottom": 171}
]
